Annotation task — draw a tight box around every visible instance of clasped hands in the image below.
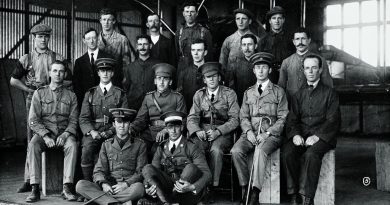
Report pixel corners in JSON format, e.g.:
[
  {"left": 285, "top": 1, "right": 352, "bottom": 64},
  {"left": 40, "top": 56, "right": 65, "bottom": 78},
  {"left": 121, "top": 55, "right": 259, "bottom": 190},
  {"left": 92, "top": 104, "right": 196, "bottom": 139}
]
[
  {"left": 102, "top": 182, "right": 128, "bottom": 195},
  {"left": 293, "top": 135, "right": 319, "bottom": 147},
  {"left": 246, "top": 130, "right": 268, "bottom": 146},
  {"left": 196, "top": 129, "right": 221, "bottom": 142},
  {"left": 43, "top": 132, "right": 70, "bottom": 148}
]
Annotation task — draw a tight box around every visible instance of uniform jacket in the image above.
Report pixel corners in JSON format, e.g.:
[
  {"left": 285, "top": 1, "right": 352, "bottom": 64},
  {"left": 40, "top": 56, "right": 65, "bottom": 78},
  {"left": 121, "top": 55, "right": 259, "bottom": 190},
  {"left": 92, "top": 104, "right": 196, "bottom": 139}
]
[
  {"left": 79, "top": 85, "right": 128, "bottom": 135},
  {"left": 187, "top": 86, "right": 240, "bottom": 136},
  {"left": 228, "top": 56, "right": 256, "bottom": 105},
  {"left": 177, "top": 63, "right": 204, "bottom": 111},
  {"left": 286, "top": 82, "right": 340, "bottom": 147},
  {"left": 240, "top": 82, "right": 289, "bottom": 139},
  {"left": 152, "top": 137, "right": 211, "bottom": 194},
  {"left": 93, "top": 137, "right": 147, "bottom": 186},
  {"left": 29, "top": 85, "right": 79, "bottom": 137},
  {"left": 98, "top": 30, "right": 133, "bottom": 66}
]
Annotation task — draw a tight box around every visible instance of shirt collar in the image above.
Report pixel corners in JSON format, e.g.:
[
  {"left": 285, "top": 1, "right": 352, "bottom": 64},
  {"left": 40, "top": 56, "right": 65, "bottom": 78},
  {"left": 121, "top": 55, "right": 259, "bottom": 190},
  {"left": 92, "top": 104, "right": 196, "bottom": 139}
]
[
  {"left": 99, "top": 82, "right": 112, "bottom": 93},
  {"left": 169, "top": 135, "right": 182, "bottom": 150},
  {"left": 207, "top": 86, "right": 219, "bottom": 98},
  {"left": 256, "top": 79, "right": 270, "bottom": 90},
  {"left": 88, "top": 49, "right": 99, "bottom": 59},
  {"left": 33, "top": 48, "right": 50, "bottom": 55},
  {"left": 307, "top": 79, "right": 320, "bottom": 89},
  {"left": 151, "top": 35, "right": 160, "bottom": 44}
]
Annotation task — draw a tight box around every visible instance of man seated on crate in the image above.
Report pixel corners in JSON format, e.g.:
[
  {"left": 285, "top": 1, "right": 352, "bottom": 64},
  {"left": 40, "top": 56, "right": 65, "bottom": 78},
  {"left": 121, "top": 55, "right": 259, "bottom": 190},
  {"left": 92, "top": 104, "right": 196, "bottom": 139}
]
[
  {"left": 282, "top": 54, "right": 340, "bottom": 205},
  {"left": 25, "top": 60, "right": 78, "bottom": 202}
]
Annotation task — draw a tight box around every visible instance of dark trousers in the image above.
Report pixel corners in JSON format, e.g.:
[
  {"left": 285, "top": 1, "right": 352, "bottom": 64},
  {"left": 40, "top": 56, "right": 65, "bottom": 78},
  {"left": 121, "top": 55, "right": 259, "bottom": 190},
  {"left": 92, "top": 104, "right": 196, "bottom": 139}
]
[
  {"left": 81, "top": 136, "right": 104, "bottom": 181},
  {"left": 142, "top": 164, "right": 204, "bottom": 205},
  {"left": 282, "top": 139, "right": 332, "bottom": 198}
]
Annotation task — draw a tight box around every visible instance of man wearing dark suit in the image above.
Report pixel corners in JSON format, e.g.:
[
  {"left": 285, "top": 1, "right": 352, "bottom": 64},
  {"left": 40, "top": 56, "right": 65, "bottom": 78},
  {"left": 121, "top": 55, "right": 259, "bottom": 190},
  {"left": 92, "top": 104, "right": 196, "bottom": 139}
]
[{"left": 73, "top": 28, "right": 114, "bottom": 107}]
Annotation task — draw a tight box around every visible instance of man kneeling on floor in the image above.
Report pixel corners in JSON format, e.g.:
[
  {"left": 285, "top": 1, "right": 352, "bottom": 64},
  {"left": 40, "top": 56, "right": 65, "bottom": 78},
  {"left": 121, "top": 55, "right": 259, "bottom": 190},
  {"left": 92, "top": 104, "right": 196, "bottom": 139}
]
[
  {"left": 76, "top": 108, "right": 147, "bottom": 205},
  {"left": 141, "top": 111, "right": 211, "bottom": 205}
]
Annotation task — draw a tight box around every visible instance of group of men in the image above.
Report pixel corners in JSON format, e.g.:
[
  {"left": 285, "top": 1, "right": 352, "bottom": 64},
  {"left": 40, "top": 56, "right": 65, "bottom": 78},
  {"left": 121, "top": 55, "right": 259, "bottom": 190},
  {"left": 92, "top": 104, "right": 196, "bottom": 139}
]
[{"left": 10, "top": 1, "right": 341, "bottom": 205}]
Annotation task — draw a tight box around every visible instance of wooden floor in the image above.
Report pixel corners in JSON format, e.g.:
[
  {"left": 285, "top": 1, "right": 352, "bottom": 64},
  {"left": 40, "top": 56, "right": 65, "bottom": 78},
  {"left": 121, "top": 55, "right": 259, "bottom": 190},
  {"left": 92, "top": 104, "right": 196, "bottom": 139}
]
[{"left": 2, "top": 137, "right": 390, "bottom": 205}]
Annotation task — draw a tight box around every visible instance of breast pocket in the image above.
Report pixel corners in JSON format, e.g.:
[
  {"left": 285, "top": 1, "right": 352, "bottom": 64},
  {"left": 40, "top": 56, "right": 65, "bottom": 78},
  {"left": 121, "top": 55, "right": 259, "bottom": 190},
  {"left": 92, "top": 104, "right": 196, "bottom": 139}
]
[
  {"left": 200, "top": 100, "right": 210, "bottom": 113},
  {"left": 41, "top": 99, "right": 54, "bottom": 115},
  {"left": 246, "top": 99, "right": 257, "bottom": 116},
  {"left": 91, "top": 98, "right": 102, "bottom": 116},
  {"left": 259, "top": 101, "right": 278, "bottom": 116},
  {"left": 59, "top": 99, "right": 71, "bottom": 115}
]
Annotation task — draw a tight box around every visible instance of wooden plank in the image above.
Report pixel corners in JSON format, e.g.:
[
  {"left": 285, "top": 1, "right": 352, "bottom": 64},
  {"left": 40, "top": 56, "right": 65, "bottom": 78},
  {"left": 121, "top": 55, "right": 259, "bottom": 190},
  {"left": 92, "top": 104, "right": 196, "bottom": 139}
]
[
  {"left": 41, "top": 149, "right": 64, "bottom": 195},
  {"left": 376, "top": 142, "right": 390, "bottom": 191},
  {"left": 314, "top": 150, "right": 335, "bottom": 205},
  {"left": 259, "top": 149, "right": 280, "bottom": 204}
]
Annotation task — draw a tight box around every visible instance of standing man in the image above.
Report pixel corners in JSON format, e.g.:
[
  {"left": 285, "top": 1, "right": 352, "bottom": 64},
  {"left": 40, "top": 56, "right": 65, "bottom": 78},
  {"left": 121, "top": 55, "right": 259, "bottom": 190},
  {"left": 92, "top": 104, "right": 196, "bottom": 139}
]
[
  {"left": 130, "top": 63, "right": 187, "bottom": 157},
  {"left": 219, "top": 8, "right": 259, "bottom": 82},
  {"left": 79, "top": 58, "right": 128, "bottom": 182},
  {"left": 259, "top": 6, "right": 295, "bottom": 83},
  {"left": 177, "top": 39, "right": 207, "bottom": 111},
  {"left": 10, "top": 24, "right": 65, "bottom": 193},
  {"left": 142, "top": 111, "right": 212, "bottom": 205},
  {"left": 98, "top": 8, "right": 134, "bottom": 86},
  {"left": 230, "top": 52, "right": 288, "bottom": 205},
  {"left": 187, "top": 62, "right": 240, "bottom": 193},
  {"left": 146, "top": 13, "right": 176, "bottom": 66},
  {"left": 123, "top": 34, "right": 160, "bottom": 110},
  {"left": 73, "top": 28, "right": 113, "bottom": 107},
  {"left": 76, "top": 108, "right": 147, "bottom": 205},
  {"left": 278, "top": 27, "right": 333, "bottom": 103},
  {"left": 25, "top": 60, "right": 78, "bottom": 202},
  {"left": 282, "top": 54, "right": 340, "bottom": 205},
  {"left": 229, "top": 33, "right": 258, "bottom": 105},
  {"left": 175, "top": 0, "right": 214, "bottom": 69}
]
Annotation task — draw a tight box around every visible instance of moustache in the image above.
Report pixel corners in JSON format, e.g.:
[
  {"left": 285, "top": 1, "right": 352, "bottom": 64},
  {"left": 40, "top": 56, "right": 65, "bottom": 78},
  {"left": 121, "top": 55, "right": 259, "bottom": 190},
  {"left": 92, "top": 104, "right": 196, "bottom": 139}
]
[
  {"left": 297, "top": 43, "right": 306, "bottom": 47},
  {"left": 139, "top": 49, "right": 147, "bottom": 52}
]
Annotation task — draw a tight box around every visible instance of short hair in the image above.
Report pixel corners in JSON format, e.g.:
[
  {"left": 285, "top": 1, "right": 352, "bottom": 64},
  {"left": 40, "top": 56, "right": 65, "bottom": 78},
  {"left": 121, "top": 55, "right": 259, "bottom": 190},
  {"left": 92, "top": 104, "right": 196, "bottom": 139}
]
[
  {"left": 241, "top": 33, "right": 257, "bottom": 45},
  {"left": 182, "top": 0, "right": 198, "bottom": 11},
  {"left": 303, "top": 54, "right": 322, "bottom": 69},
  {"left": 293, "top": 27, "right": 311, "bottom": 39},
  {"left": 83, "top": 28, "right": 98, "bottom": 38},
  {"left": 50, "top": 60, "right": 66, "bottom": 71},
  {"left": 147, "top": 13, "right": 160, "bottom": 20},
  {"left": 136, "top": 34, "right": 152, "bottom": 44},
  {"left": 100, "top": 8, "right": 116, "bottom": 20},
  {"left": 191, "top": 38, "right": 208, "bottom": 50}
]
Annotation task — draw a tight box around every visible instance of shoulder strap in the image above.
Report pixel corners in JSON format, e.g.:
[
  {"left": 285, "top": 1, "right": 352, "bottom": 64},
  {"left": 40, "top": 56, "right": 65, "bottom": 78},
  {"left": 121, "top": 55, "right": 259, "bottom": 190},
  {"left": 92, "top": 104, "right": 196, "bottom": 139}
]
[
  {"left": 200, "top": 27, "right": 205, "bottom": 39},
  {"left": 178, "top": 27, "right": 184, "bottom": 57},
  {"left": 151, "top": 93, "right": 163, "bottom": 114},
  {"left": 27, "top": 53, "right": 32, "bottom": 68}
]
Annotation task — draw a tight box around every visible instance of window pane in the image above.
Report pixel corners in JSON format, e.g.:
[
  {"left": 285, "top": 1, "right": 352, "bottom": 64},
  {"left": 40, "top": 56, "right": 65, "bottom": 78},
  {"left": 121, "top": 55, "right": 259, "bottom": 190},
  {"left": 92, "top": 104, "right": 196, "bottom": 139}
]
[
  {"left": 344, "top": 28, "right": 359, "bottom": 58},
  {"left": 362, "top": 0, "right": 378, "bottom": 23},
  {"left": 361, "top": 26, "right": 378, "bottom": 66},
  {"left": 325, "top": 29, "right": 342, "bottom": 49},
  {"left": 344, "top": 2, "right": 359, "bottom": 25},
  {"left": 326, "top": 4, "right": 342, "bottom": 26}
]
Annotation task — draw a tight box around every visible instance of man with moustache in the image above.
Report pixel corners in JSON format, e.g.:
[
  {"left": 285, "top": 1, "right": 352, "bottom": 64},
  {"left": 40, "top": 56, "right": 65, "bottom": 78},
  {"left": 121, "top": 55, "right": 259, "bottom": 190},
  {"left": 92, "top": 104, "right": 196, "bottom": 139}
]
[
  {"left": 219, "top": 8, "right": 259, "bottom": 80},
  {"left": 73, "top": 28, "right": 113, "bottom": 107},
  {"left": 177, "top": 39, "right": 208, "bottom": 111},
  {"left": 259, "top": 6, "right": 295, "bottom": 83},
  {"left": 229, "top": 33, "right": 258, "bottom": 105},
  {"left": 282, "top": 54, "right": 340, "bottom": 205},
  {"left": 129, "top": 63, "right": 187, "bottom": 159},
  {"left": 123, "top": 35, "right": 160, "bottom": 111},
  {"left": 79, "top": 58, "right": 128, "bottom": 182},
  {"left": 146, "top": 13, "right": 176, "bottom": 66},
  {"left": 76, "top": 108, "right": 147, "bottom": 205},
  {"left": 278, "top": 27, "right": 333, "bottom": 102}
]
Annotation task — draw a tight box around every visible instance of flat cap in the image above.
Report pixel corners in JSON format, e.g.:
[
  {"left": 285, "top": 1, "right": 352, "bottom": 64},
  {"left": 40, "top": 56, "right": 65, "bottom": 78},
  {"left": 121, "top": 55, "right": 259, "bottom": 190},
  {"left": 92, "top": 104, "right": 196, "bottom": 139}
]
[
  {"left": 266, "top": 6, "right": 285, "bottom": 20},
  {"left": 199, "top": 62, "right": 222, "bottom": 77},
  {"left": 31, "top": 24, "right": 52, "bottom": 35},
  {"left": 153, "top": 63, "right": 175, "bottom": 78},
  {"left": 160, "top": 111, "right": 186, "bottom": 125},
  {"left": 249, "top": 52, "right": 274, "bottom": 66},
  {"left": 95, "top": 58, "right": 117, "bottom": 70},
  {"left": 109, "top": 108, "right": 137, "bottom": 122},
  {"left": 233, "top": 8, "right": 254, "bottom": 19}
]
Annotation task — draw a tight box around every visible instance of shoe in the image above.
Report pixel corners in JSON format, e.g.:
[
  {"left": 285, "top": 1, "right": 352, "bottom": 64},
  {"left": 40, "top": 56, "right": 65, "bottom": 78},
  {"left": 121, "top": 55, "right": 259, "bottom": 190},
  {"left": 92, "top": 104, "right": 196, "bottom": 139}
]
[
  {"left": 290, "top": 194, "right": 299, "bottom": 205},
  {"left": 17, "top": 181, "right": 32, "bottom": 193},
  {"left": 62, "top": 183, "right": 77, "bottom": 201},
  {"left": 25, "top": 184, "right": 40, "bottom": 203},
  {"left": 76, "top": 195, "right": 85, "bottom": 202},
  {"left": 240, "top": 186, "right": 249, "bottom": 205},
  {"left": 247, "top": 187, "right": 260, "bottom": 205},
  {"left": 301, "top": 194, "right": 313, "bottom": 205}
]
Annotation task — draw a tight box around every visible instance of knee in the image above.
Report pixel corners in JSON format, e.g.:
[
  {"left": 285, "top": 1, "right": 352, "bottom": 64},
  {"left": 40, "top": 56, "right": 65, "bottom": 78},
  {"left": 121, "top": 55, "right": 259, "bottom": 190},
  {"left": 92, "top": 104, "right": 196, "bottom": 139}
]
[
  {"left": 142, "top": 164, "right": 156, "bottom": 177},
  {"left": 131, "top": 182, "right": 145, "bottom": 197},
  {"left": 210, "top": 146, "right": 223, "bottom": 157},
  {"left": 303, "top": 151, "right": 320, "bottom": 162},
  {"left": 230, "top": 145, "right": 244, "bottom": 158},
  {"left": 75, "top": 180, "right": 89, "bottom": 193}
]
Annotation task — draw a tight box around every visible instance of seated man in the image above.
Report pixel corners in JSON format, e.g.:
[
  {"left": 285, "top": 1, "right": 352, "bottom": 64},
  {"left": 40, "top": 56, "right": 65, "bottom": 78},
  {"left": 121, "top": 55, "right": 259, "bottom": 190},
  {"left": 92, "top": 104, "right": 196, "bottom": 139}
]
[
  {"left": 142, "top": 111, "right": 212, "bottom": 205},
  {"left": 76, "top": 108, "right": 147, "bottom": 205},
  {"left": 230, "top": 52, "right": 288, "bottom": 205},
  {"left": 130, "top": 63, "right": 187, "bottom": 159},
  {"left": 25, "top": 60, "right": 79, "bottom": 202},
  {"left": 187, "top": 62, "right": 240, "bottom": 192},
  {"left": 282, "top": 54, "right": 340, "bottom": 205}
]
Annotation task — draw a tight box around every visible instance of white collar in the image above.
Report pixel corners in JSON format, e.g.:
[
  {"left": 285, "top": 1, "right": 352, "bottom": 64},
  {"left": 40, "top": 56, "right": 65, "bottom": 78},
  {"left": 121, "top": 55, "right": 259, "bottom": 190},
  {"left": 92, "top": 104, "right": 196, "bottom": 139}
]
[
  {"left": 208, "top": 86, "right": 219, "bottom": 98},
  {"left": 99, "top": 82, "right": 112, "bottom": 93},
  {"left": 256, "top": 79, "right": 270, "bottom": 90},
  {"left": 88, "top": 49, "right": 99, "bottom": 60},
  {"left": 307, "top": 79, "right": 320, "bottom": 89},
  {"left": 169, "top": 135, "right": 182, "bottom": 150},
  {"left": 150, "top": 35, "right": 160, "bottom": 44}
]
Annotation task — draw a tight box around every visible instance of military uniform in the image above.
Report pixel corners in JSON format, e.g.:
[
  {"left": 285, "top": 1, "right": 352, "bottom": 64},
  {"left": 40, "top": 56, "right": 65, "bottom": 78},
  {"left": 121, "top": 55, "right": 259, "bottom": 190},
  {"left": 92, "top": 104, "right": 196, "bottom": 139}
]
[
  {"left": 142, "top": 111, "right": 212, "bottom": 205},
  {"left": 79, "top": 58, "right": 128, "bottom": 181}
]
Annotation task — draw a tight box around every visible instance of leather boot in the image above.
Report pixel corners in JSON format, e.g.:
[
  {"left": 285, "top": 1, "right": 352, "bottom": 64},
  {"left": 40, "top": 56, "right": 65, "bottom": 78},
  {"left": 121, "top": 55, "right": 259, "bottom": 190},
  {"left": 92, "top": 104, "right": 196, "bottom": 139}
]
[
  {"left": 240, "top": 186, "right": 248, "bottom": 205},
  {"left": 82, "top": 166, "right": 94, "bottom": 181},
  {"left": 17, "top": 181, "right": 32, "bottom": 193},
  {"left": 247, "top": 187, "right": 260, "bottom": 205},
  {"left": 25, "top": 184, "right": 40, "bottom": 203},
  {"left": 290, "top": 194, "right": 300, "bottom": 205},
  {"left": 62, "top": 183, "right": 77, "bottom": 201},
  {"left": 301, "top": 194, "right": 313, "bottom": 205}
]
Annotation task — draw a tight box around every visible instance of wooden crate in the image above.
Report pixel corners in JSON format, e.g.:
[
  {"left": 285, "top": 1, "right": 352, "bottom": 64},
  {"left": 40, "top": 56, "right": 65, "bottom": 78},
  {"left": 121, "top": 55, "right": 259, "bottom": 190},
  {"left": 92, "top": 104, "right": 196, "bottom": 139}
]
[
  {"left": 259, "top": 149, "right": 280, "bottom": 204},
  {"left": 42, "top": 149, "right": 64, "bottom": 196},
  {"left": 314, "top": 150, "right": 335, "bottom": 205},
  {"left": 376, "top": 142, "right": 390, "bottom": 191}
]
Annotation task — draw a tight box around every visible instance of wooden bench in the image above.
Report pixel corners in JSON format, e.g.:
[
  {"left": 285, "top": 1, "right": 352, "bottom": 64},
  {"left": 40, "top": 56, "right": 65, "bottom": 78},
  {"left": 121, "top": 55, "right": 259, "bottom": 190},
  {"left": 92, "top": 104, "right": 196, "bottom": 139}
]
[
  {"left": 314, "top": 150, "right": 335, "bottom": 205},
  {"left": 259, "top": 149, "right": 280, "bottom": 204},
  {"left": 41, "top": 149, "right": 64, "bottom": 196},
  {"left": 376, "top": 142, "right": 390, "bottom": 191}
]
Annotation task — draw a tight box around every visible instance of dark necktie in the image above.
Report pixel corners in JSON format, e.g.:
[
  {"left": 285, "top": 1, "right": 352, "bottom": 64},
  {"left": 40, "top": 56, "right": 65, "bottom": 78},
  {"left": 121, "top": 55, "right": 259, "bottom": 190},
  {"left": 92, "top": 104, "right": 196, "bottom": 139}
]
[
  {"left": 90, "top": 53, "right": 95, "bottom": 66},
  {"left": 309, "top": 84, "right": 314, "bottom": 89},
  {"left": 258, "top": 84, "right": 263, "bottom": 95},
  {"left": 104, "top": 87, "right": 108, "bottom": 95},
  {"left": 170, "top": 144, "right": 176, "bottom": 154},
  {"left": 210, "top": 94, "right": 215, "bottom": 102}
]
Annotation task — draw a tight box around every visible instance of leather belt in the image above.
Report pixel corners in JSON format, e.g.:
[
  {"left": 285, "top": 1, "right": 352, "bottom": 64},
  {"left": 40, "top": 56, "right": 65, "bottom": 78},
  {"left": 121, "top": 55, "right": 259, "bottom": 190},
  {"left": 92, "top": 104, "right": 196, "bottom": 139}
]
[
  {"left": 150, "top": 120, "right": 165, "bottom": 127},
  {"left": 200, "top": 117, "right": 225, "bottom": 125},
  {"left": 94, "top": 115, "right": 109, "bottom": 124}
]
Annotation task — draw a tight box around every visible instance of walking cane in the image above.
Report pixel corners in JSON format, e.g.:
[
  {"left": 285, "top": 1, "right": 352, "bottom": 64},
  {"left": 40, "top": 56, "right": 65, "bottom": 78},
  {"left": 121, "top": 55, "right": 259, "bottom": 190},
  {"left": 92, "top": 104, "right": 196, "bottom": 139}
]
[
  {"left": 245, "top": 118, "right": 263, "bottom": 205},
  {"left": 83, "top": 191, "right": 108, "bottom": 205}
]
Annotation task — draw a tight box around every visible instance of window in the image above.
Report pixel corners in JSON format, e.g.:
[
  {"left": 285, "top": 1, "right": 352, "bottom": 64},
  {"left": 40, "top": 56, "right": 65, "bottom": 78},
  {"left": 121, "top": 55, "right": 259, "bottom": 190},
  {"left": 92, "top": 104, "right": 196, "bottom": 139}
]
[{"left": 325, "top": 0, "right": 390, "bottom": 68}]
